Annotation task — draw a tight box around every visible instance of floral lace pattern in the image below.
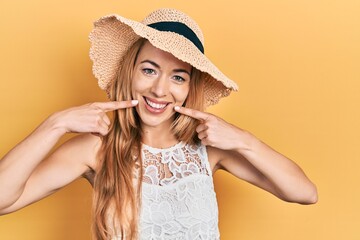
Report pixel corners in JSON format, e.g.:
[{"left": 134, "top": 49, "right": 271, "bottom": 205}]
[
  {"left": 138, "top": 142, "right": 220, "bottom": 240},
  {"left": 141, "top": 142, "right": 210, "bottom": 186}
]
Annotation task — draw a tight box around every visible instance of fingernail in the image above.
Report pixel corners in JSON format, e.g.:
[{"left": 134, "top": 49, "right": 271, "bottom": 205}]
[
  {"left": 131, "top": 100, "right": 139, "bottom": 105},
  {"left": 174, "top": 106, "right": 180, "bottom": 111}
]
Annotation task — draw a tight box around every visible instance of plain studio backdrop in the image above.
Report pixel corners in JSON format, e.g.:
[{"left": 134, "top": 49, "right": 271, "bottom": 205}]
[{"left": 0, "top": 0, "right": 359, "bottom": 239}]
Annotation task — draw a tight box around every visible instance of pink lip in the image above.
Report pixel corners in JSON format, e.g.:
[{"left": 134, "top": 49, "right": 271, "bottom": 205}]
[
  {"left": 144, "top": 96, "right": 171, "bottom": 104},
  {"left": 143, "top": 96, "right": 171, "bottom": 114}
]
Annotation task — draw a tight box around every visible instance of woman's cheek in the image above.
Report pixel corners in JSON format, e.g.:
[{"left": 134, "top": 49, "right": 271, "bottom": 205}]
[
  {"left": 132, "top": 77, "right": 146, "bottom": 94},
  {"left": 172, "top": 85, "right": 189, "bottom": 103}
]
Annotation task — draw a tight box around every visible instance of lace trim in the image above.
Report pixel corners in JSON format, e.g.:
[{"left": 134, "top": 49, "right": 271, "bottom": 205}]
[
  {"left": 141, "top": 141, "right": 186, "bottom": 153},
  {"left": 141, "top": 142, "right": 211, "bottom": 186}
]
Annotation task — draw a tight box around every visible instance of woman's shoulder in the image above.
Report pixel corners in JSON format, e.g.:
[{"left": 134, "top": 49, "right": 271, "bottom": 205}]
[
  {"left": 204, "top": 145, "right": 228, "bottom": 173},
  {"left": 62, "top": 133, "right": 102, "bottom": 172},
  {"left": 61, "top": 133, "right": 102, "bottom": 185}
]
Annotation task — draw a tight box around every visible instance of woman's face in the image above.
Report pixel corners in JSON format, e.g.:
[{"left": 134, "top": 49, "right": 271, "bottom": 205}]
[{"left": 132, "top": 41, "right": 192, "bottom": 129}]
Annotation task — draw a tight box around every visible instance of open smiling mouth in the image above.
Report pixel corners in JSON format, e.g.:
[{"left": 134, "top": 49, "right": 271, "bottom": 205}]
[{"left": 143, "top": 97, "right": 171, "bottom": 112}]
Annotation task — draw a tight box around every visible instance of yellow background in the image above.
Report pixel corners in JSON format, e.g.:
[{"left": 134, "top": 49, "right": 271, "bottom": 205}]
[{"left": 0, "top": 0, "right": 359, "bottom": 239}]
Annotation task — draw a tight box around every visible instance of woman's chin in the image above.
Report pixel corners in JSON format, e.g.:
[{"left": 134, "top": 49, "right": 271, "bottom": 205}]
[{"left": 138, "top": 111, "right": 175, "bottom": 128}]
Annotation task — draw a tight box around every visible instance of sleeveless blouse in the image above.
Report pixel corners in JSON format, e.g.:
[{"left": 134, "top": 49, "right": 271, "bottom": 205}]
[{"left": 113, "top": 142, "right": 220, "bottom": 240}]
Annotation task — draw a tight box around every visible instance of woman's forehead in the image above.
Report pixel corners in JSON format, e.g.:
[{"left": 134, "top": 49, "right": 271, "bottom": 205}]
[{"left": 136, "top": 41, "right": 192, "bottom": 71}]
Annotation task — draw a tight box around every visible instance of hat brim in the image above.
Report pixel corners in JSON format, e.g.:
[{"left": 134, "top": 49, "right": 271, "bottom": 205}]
[{"left": 89, "top": 14, "right": 238, "bottom": 106}]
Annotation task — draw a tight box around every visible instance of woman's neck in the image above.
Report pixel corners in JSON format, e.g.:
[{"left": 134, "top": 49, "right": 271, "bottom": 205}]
[{"left": 141, "top": 125, "right": 179, "bottom": 149}]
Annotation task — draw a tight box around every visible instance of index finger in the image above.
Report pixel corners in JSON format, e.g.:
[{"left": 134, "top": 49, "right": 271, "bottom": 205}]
[
  {"left": 94, "top": 100, "right": 138, "bottom": 112},
  {"left": 174, "top": 106, "right": 209, "bottom": 121}
]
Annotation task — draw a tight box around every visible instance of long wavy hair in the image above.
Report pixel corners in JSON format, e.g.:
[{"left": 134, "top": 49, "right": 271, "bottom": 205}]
[{"left": 92, "top": 38, "right": 205, "bottom": 239}]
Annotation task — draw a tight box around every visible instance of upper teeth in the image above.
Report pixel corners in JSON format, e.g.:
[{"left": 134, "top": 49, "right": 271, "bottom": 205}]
[{"left": 145, "top": 98, "right": 167, "bottom": 109}]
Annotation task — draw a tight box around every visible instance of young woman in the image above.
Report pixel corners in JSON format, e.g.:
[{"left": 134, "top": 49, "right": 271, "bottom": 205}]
[{"left": 0, "top": 8, "right": 317, "bottom": 240}]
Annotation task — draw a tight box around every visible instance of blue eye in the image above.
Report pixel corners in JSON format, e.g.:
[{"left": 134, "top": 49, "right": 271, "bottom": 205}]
[
  {"left": 142, "top": 68, "right": 156, "bottom": 75},
  {"left": 173, "top": 75, "right": 185, "bottom": 83}
]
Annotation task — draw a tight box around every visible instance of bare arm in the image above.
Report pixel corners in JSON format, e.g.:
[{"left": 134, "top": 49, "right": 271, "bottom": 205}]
[
  {"left": 209, "top": 134, "right": 318, "bottom": 204},
  {"left": 0, "top": 115, "right": 68, "bottom": 211},
  {"left": 232, "top": 133, "right": 318, "bottom": 204},
  {"left": 175, "top": 106, "right": 318, "bottom": 205},
  {"left": 0, "top": 133, "right": 99, "bottom": 215},
  {"left": 0, "top": 101, "right": 138, "bottom": 214}
]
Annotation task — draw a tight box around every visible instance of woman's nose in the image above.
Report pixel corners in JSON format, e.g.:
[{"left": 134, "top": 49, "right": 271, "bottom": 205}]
[{"left": 151, "top": 76, "right": 169, "bottom": 97}]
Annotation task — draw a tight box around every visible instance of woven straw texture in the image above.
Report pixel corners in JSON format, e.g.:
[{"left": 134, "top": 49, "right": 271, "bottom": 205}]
[{"left": 89, "top": 8, "right": 238, "bottom": 106}]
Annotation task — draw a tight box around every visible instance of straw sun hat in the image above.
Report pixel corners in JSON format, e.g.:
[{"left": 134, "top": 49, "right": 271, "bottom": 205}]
[{"left": 89, "top": 8, "right": 238, "bottom": 106}]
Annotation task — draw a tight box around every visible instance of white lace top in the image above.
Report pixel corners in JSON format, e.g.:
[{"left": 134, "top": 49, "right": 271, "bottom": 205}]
[{"left": 139, "top": 141, "right": 219, "bottom": 239}]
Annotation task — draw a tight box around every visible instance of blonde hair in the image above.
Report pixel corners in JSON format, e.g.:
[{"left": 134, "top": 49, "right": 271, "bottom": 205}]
[{"left": 92, "top": 38, "right": 205, "bottom": 239}]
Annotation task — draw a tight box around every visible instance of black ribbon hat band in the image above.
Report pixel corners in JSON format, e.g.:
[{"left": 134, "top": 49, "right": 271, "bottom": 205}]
[{"left": 147, "top": 21, "right": 204, "bottom": 54}]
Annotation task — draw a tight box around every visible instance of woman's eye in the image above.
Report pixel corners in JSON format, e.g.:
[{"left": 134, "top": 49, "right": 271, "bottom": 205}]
[
  {"left": 173, "top": 75, "right": 185, "bottom": 83},
  {"left": 142, "top": 68, "right": 156, "bottom": 75}
]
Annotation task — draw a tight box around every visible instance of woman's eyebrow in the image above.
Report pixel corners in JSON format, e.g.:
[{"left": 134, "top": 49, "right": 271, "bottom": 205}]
[
  {"left": 173, "top": 69, "right": 191, "bottom": 77},
  {"left": 140, "top": 60, "right": 160, "bottom": 68},
  {"left": 140, "top": 59, "right": 191, "bottom": 76}
]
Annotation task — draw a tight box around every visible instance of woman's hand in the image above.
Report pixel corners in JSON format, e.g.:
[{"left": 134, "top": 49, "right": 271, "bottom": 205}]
[
  {"left": 174, "top": 106, "right": 251, "bottom": 152},
  {"left": 49, "top": 100, "right": 138, "bottom": 136}
]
